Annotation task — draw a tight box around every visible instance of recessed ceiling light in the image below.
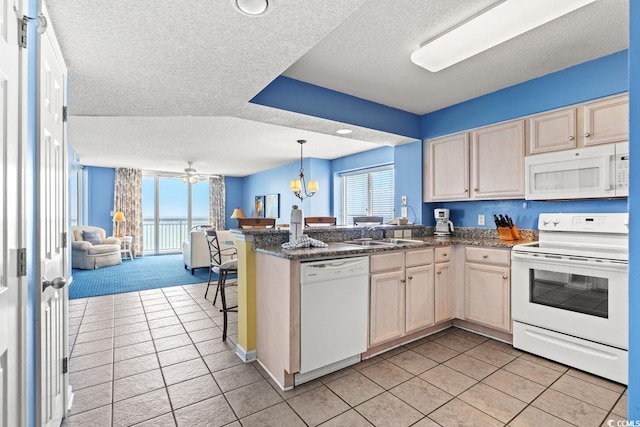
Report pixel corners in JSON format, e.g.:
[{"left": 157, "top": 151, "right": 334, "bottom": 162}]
[
  {"left": 336, "top": 129, "right": 353, "bottom": 135},
  {"left": 411, "top": 0, "right": 596, "bottom": 72},
  {"left": 232, "top": 0, "right": 272, "bottom": 16}
]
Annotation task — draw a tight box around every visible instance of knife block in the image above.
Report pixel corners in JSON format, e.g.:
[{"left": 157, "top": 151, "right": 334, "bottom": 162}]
[{"left": 497, "top": 227, "right": 514, "bottom": 240}]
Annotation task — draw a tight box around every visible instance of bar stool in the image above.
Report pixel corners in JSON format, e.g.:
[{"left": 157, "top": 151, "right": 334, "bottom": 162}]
[{"left": 205, "top": 229, "right": 238, "bottom": 341}]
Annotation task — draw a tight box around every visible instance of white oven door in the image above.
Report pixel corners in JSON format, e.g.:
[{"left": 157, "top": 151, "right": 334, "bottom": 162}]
[{"left": 511, "top": 251, "right": 628, "bottom": 349}]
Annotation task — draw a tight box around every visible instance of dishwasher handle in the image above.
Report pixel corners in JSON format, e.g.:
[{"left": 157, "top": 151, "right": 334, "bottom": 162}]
[{"left": 305, "top": 258, "right": 364, "bottom": 270}]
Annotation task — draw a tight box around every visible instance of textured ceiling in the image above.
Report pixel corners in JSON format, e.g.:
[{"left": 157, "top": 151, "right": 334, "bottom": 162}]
[{"left": 45, "top": 0, "right": 629, "bottom": 176}]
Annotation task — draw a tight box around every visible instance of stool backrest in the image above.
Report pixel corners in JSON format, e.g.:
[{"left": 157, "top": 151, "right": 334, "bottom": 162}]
[
  {"left": 304, "top": 216, "right": 337, "bottom": 227},
  {"left": 353, "top": 216, "right": 384, "bottom": 225},
  {"left": 238, "top": 218, "right": 276, "bottom": 228}
]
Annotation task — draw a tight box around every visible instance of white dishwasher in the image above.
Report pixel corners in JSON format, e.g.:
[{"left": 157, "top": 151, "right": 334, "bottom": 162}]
[{"left": 295, "top": 256, "right": 369, "bottom": 386}]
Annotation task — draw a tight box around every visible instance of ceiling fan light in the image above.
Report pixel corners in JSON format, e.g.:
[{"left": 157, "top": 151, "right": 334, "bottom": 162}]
[
  {"left": 410, "top": 0, "right": 597, "bottom": 72},
  {"left": 189, "top": 176, "right": 198, "bottom": 184},
  {"left": 181, "top": 176, "right": 188, "bottom": 183}
]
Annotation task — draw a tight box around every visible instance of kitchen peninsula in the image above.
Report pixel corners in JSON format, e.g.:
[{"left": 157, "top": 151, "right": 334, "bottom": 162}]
[{"left": 232, "top": 225, "right": 536, "bottom": 390}]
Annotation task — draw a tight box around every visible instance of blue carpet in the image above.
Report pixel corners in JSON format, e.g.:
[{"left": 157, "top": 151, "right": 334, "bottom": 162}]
[{"left": 69, "top": 254, "right": 215, "bottom": 299}]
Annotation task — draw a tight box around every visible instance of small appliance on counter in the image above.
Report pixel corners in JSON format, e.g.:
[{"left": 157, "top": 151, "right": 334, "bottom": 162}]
[
  {"left": 289, "top": 205, "right": 303, "bottom": 242},
  {"left": 434, "top": 208, "right": 454, "bottom": 236}
]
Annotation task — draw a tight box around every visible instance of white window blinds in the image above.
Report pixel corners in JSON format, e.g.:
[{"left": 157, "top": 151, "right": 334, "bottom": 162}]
[{"left": 342, "top": 166, "right": 394, "bottom": 225}]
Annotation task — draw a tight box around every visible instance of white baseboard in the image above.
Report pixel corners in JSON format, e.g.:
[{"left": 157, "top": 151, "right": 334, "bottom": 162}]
[{"left": 235, "top": 344, "right": 256, "bottom": 362}]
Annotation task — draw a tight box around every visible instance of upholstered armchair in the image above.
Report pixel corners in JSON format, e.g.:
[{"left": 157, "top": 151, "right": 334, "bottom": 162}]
[
  {"left": 71, "top": 226, "right": 122, "bottom": 269},
  {"left": 182, "top": 229, "right": 235, "bottom": 274}
]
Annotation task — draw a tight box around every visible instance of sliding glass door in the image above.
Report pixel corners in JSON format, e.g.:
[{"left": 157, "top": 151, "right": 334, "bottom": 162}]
[{"left": 142, "top": 174, "right": 210, "bottom": 255}]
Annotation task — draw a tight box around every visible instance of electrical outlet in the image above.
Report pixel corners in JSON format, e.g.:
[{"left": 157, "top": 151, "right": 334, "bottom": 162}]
[
  {"left": 394, "top": 230, "right": 403, "bottom": 238},
  {"left": 403, "top": 229, "right": 412, "bottom": 238},
  {"left": 401, "top": 195, "right": 407, "bottom": 206},
  {"left": 478, "top": 214, "right": 485, "bottom": 226},
  {"left": 401, "top": 207, "right": 408, "bottom": 218}
]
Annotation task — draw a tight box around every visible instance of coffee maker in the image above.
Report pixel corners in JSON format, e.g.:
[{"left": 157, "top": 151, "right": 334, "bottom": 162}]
[{"left": 434, "top": 208, "right": 454, "bottom": 237}]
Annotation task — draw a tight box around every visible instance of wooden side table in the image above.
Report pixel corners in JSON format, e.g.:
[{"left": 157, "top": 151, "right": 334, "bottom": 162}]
[{"left": 119, "top": 236, "right": 134, "bottom": 260}]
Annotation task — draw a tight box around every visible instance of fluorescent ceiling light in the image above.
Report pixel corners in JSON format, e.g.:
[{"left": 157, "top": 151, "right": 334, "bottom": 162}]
[{"left": 411, "top": 0, "right": 596, "bottom": 72}]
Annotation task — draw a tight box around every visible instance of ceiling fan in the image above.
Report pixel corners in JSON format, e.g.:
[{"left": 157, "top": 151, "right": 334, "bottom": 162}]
[{"left": 177, "top": 161, "right": 207, "bottom": 184}]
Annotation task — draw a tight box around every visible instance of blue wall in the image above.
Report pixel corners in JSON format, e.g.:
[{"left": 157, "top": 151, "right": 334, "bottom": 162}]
[
  {"left": 394, "top": 141, "right": 423, "bottom": 224},
  {"left": 225, "top": 176, "right": 244, "bottom": 228},
  {"left": 241, "top": 158, "right": 331, "bottom": 224},
  {"left": 628, "top": 1, "right": 639, "bottom": 417},
  {"left": 85, "top": 167, "right": 116, "bottom": 233},
  {"left": 421, "top": 50, "right": 629, "bottom": 229},
  {"left": 421, "top": 50, "right": 628, "bottom": 139},
  {"left": 251, "top": 76, "right": 421, "bottom": 139}
]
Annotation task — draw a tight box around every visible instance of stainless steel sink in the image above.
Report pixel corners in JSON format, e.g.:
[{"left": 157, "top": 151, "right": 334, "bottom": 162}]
[
  {"left": 343, "top": 239, "right": 396, "bottom": 247},
  {"left": 381, "top": 238, "right": 423, "bottom": 245}
]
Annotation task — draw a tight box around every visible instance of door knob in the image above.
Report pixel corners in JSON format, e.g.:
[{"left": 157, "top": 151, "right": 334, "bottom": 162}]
[{"left": 43, "top": 276, "right": 66, "bottom": 291}]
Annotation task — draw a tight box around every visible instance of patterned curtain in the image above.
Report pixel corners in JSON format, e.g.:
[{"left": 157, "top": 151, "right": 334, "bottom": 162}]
[
  {"left": 114, "top": 168, "right": 143, "bottom": 256},
  {"left": 209, "top": 176, "right": 226, "bottom": 230}
]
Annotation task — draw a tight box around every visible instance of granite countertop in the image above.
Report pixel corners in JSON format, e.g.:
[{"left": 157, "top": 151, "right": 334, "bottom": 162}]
[{"left": 255, "top": 235, "right": 536, "bottom": 260}]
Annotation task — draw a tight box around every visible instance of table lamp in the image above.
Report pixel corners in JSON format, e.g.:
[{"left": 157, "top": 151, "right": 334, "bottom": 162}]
[
  {"left": 113, "top": 211, "right": 126, "bottom": 237},
  {"left": 230, "top": 207, "right": 246, "bottom": 228}
]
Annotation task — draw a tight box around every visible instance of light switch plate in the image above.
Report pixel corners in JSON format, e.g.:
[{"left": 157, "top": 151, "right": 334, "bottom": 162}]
[
  {"left": 403, "top": 229, "right": 412, "bottom": 238},
  {"left": 478, "top": 214, "right": 485, "bottom": 226},
  {"left": 401, "top": 196, "right": 407, "bottom": 205},
  {"left": 394, "top": 230, "right": 403, "bottom": 238},
  {"left": 401, "top": 207, "right": 408, "bottom": 217}
]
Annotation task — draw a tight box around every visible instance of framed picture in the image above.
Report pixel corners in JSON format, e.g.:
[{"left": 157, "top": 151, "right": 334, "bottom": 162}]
[
  {"left": 254, "top": 195, "right": 265, "bottom": 217},
  {"left": 265, "top": 193, "right": 280, "bottom": 219}
]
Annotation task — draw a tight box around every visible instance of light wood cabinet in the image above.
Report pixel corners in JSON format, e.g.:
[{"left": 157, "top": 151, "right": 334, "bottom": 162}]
[
  {"left": 528, "top": 94, "right": 628, "bottom": 154},
  {"left": 405, "top": 264, "right": 435, "bottom": 333},
  {"left": 370, "top": 270, "right": 405, "bottom": 346},
  {"left": 583, "top": 94, "right": 628, "bottom": 146},
  {"left": 434, "top": 260, "right": 453, "bottom": 324},
  {"left": 427, "top": 132, "right": 469, "bottom": 201},
  {"left": 464, "top": 247, "right": 511, "bottom": 332},
  {"left": 471, "top": 120, "right": 525, "bottom": 199},
  {"left": 528, "top": 108, "right": 577, "bottom": 154},
  {"left": 369, "top": 249, "right": 435, "bottom": 346},
  {"left": 425, "top": 121, "right": 525, "bottom": 201}
]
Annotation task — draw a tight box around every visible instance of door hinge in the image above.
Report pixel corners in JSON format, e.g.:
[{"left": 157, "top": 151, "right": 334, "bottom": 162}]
[
  {"left": 19, "top": 16, "right": 28, "bottom": 49},
  {"left": 62, "top": 232, "right": 68, "bottom": 248},
  {"left": 17, "top": 248, "right": 27, "bottom": 277},
  {"left": 62, "top": 106, "right": 68, "bottom": 122},
  {"left": 62, "top": 357, "right": 68, "bottom": 374}
]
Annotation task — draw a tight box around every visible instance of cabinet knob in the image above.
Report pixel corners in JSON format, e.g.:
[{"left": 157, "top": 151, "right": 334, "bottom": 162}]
[
  {"left": 584, "top": 132, "right": 590, "bottom": 137},
  {"left": 437, "top": 271, "right": 442, "bottom": 275},
  {"left": 503, "top": 275, "right": 508, "bottom": 280},
  {"left": 443, "top": 253, "right": 447, "bottom": 257},
  {"left": 568, "top": 135, "right": 575, "bottom": 140},
  {"left": 464, "top": 188, "right": 469, "bottom": 193},
  {"left": 408, "top": 276, "right": 413, "bottom": 280},
  {"left": 482, "top": 254, "right": 488, "bottom": 259},
  {"left": 401, "top": 279, "right": 406, "bottom": 283},
  {"left": 474, "top": 188, "right": 478, "bottom": 192}
]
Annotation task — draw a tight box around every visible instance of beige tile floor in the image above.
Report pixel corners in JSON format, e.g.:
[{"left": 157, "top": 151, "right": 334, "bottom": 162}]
[{"left": 62, "top": 283, "right": 628, "bottom": 426}]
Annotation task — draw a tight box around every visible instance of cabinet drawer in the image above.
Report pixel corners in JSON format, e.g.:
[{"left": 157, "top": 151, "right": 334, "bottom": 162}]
[
  {"left": 465, "top": 247, "right": 510, "bottom": 266},
  {"left": 405, "top": 249, "right": 433, "bottom": 267},
  {"left": 370, "top": 252, "right": 403, "bottom": 273},
  {"left": 434, "top": 247, "right": 451, "bottom": 263}
]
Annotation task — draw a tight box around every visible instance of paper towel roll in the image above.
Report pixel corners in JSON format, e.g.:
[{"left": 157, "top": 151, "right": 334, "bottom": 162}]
[{"left": 289, "top": 205, "right": 303, "bottom": 242}]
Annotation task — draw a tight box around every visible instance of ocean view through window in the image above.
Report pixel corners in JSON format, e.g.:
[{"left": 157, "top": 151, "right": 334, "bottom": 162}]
[{"left": 142, "top": 174, "right": 210, "bottom": 254}]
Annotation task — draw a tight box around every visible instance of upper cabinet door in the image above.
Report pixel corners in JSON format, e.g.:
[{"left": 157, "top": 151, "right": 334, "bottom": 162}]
[
  {"left": 528, "top": 108, "right": 577, "bottom": 154},
  {"left": 471, "top": 120, "right": 525, "bottom": 200},
  {"left": 583, "top": 94, "right": 629, "bottom": 146},
  {"left": 427, "top": 133, "right": 470, "bottom": 201}
]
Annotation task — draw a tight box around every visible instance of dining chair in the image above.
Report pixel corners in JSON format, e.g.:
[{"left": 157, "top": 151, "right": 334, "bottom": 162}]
[
  {"left": 204, "top": 229, "right": 238, "bottom": 341},
  {"left": 353, "top": 216, "right": 384, "bottom": 225},
  {"left": 304, "top": 216, "right": 337, "bottom": 227}
]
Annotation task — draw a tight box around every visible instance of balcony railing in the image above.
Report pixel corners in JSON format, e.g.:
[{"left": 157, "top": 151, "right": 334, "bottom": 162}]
[{"left": 143, "top": 217, "right": 209, "bottom": 254}]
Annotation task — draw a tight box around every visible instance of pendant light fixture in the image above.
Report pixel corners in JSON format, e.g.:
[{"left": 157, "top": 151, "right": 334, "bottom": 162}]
[{"left": 290, "top": 139, "right": 318, "bottom": 202}]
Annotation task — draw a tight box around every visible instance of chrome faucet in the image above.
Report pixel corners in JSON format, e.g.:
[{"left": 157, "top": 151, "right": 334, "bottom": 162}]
[{"left": 361, "top": 225, "right": 385, "bottom": 239}]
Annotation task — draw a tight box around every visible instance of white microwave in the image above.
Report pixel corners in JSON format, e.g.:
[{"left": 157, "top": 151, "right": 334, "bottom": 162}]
[{"left": 525, "top": 142, "right": 629, "bottom": 200}]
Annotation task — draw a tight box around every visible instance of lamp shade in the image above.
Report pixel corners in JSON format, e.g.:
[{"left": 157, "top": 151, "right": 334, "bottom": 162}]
[
  {"left": 307, "top": 180, "right": 319, "bottom": 193},
  {"left": 113, "top": 211, "right": 126, "bottom": 222},
  {"left": 290, "top": 179, "right": 302, "bottom": 192},
  {"left": 230, "top": 207, "right": 247, "bottom": 219}
]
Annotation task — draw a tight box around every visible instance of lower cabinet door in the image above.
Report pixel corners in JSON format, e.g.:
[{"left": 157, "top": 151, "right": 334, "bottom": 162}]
[
  {"left": 370, "top": 271, "right": 405, "bottom": 346},
  {"left": 405, "top": 265, "right": 434, "bottom": 334},
  {"left": 435, "top": 262, "right": 453, "bottom": 323},
  {"left": 464, "top": 263, "right": 511, "bottom": 332}
]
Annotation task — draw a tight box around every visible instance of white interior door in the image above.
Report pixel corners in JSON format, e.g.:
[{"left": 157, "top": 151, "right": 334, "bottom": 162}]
[
  {"left": 36, "top": 2, "right": 70, "bottom": 425},
  {"left": 0, "top": 0, "right": 25, "bottom": 426}
]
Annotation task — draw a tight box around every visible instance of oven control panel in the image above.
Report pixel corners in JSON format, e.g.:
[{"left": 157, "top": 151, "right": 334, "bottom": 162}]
[{"left": 538, "top": 213, "right": 628, "bottom": 233}]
